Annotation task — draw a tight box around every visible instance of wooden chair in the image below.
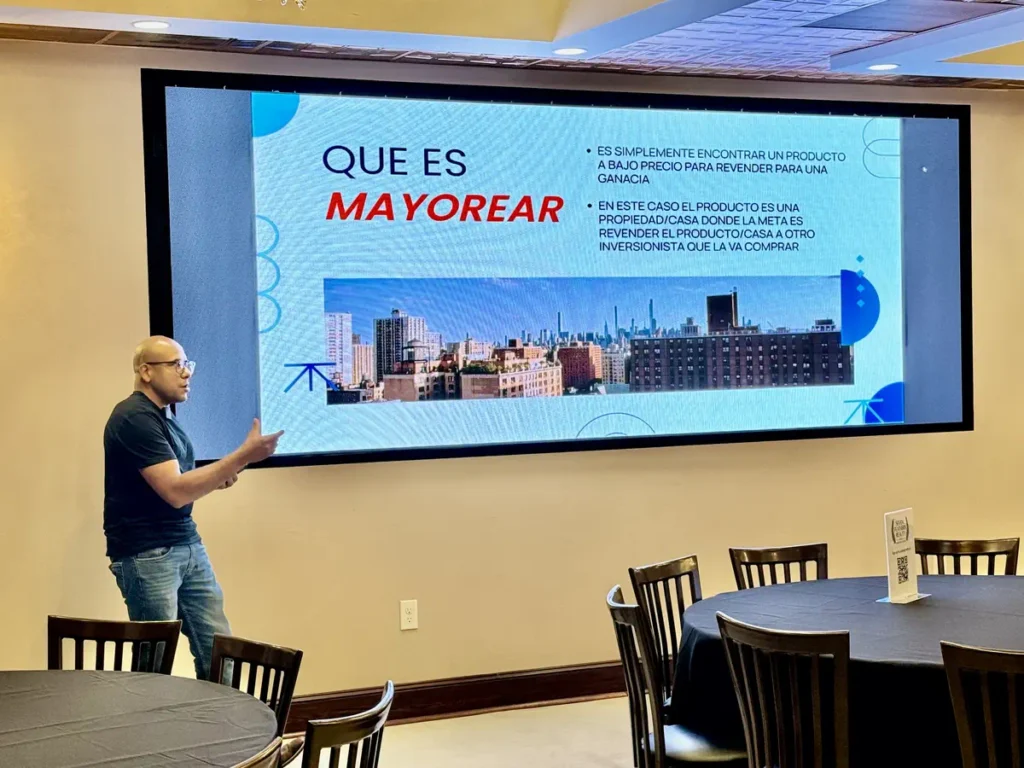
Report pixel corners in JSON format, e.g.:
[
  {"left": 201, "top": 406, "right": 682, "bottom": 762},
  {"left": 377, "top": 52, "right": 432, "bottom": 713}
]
[
  {"left": 47, "top": 616, "right": 181, "bottom": 674},
  {"left": 942, "top": 641, "right": 1024, "bottom": 768},
  {"left": 629, "top": 555, "right": 703, "bottom": 710},
  {"left": 729, "top": 544, "right": 829, "bottom": 590},
  {"left": 233, "top": 737, "right": 282, "bottom": 768},
  {"left": 300, "top": 681, "right": 395, "bottom": 768},
  {"left": 607, "top": 586, "right": 746, "bottom": 767},
  {"left": 717, "top": 612, "right": 850, "bottom": 768},
  {"left": 917, "top": 538, "right": 1020, "bottom": 576},
  {"left": 209, "top": 634, "right": 303, "bottom": 738}
]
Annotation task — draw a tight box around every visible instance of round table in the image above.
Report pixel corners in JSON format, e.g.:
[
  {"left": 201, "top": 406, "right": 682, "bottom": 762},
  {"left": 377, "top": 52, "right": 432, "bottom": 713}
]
[
  {"left": 0, "top": 670, "right": 279, "bottom": 767},
  {"left": 670, "top": 576, "right": 1024, "bottom": 768}
]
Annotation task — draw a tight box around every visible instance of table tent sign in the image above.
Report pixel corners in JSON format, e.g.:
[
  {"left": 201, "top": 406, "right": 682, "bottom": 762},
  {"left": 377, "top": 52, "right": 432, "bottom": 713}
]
[{"left": 880, "top": 507, "right": 929, "bottom": 604}]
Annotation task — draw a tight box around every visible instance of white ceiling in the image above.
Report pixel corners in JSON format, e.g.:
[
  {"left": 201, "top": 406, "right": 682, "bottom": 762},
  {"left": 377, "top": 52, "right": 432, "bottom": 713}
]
[{"left": 5, "top": 0, "right": 1024, "bottom": 84}]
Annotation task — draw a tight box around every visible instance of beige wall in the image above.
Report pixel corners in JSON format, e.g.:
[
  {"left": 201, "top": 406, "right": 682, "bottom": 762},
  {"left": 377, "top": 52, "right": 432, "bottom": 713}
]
[{"left": 1, "top": 40, "right": 1020, "bottom": 693}]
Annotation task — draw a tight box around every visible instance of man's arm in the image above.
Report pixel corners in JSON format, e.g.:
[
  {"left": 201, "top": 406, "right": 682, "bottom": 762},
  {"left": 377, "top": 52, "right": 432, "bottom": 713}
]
[
  {"left": 140, "top": 419, "right": 282, "bottom": 509},
  {"left": 142, "top": 452, "right": 247, "bottom": 509}
]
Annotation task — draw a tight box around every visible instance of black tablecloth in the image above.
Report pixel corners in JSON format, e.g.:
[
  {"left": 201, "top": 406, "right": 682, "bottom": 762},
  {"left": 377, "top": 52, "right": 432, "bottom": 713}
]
[
  {"left": 0, "top": 670, "right": 278, "bottom": 767},
  {"left": 671, "top": 576, "right": 1024, "bottom": 768}
]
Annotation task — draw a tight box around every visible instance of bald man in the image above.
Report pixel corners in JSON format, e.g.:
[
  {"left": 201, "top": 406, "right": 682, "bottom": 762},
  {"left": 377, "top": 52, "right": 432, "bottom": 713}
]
[{"left": 103, "top": 336, "right": 283, "bottom": 678}]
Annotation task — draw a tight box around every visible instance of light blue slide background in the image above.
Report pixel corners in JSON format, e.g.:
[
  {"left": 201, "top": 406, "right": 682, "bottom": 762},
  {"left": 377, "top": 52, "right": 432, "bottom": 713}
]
[{"left": 251, "top": 94, "right": 903, "bottom": 455}]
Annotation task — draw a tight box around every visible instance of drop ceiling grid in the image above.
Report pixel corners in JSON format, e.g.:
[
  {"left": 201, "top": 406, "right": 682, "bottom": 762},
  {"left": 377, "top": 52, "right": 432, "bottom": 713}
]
[{"left": 595, "top": 0, "right": 908, "bottom": 73}]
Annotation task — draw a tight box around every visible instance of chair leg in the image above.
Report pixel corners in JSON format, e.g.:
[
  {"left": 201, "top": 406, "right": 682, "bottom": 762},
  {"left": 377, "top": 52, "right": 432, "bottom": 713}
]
[{"left": 279, "top": 737, "right": 304, "bottom": 766}]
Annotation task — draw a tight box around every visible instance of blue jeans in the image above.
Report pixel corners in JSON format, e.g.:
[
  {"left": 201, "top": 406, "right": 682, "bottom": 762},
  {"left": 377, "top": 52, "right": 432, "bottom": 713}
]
[{"left": 109, "top": 542, "right": 230, "bottom": 679}]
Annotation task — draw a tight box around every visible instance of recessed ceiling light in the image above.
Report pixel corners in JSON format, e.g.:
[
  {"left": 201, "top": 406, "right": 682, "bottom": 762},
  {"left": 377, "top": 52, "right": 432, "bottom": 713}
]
[
  {"left": 554, "top": 47, "right": 587, "bottom": 56},
  {"left": 132, "top": 20, "right": 170, "bottom": 31},
  {"left": 868, "top": 63, "right": 899, "bottom": 71}
]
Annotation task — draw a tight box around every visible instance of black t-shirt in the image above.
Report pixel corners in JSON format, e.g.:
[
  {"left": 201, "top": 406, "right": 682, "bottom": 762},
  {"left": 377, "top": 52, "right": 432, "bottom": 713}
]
[{"left": 103, "top": 391, "right": 200, "bottom": 559}]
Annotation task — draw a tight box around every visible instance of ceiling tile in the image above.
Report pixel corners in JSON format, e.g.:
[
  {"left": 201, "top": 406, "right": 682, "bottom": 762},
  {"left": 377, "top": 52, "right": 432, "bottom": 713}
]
[{"left": 808, "top": 0, "right": 1009, "bottom": 33}]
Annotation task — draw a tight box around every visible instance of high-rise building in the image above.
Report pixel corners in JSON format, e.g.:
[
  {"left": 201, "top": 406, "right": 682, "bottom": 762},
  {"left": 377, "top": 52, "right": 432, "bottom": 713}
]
[
  {"left": 557, "top": 343, "right": 603, "bottom": 391},
  {"left": 352, "top": 333, "right": 362, "bottom": 345},
  {"left": 707, "top": 292, "right": 738, "bottom": 334},
  {"left": 682, "top": 317, "right": 702, "bottom": 337},
  {"left": 614, "top": 306, "right": 619, "bottom": 335},
  {"left": 557, "top": 311, "right": 563, "bottom": 338},
  {"left": 426, "top": 331, "right": 443, "bottom": 360},
  {"left": 381, "top": 342, "right": 459, "bottom": 401},
  {"left": 448, "top": 337, "right": 494, "bottom": 360},
  {"left": 374, "top": 309, "right": 427, "bottom": 381},
  {"left": 325, "top": 312, "right": 353, "bottom": 386},
  {"left": 649, "top": 299, "right": 656, "bottom": 333},
  {"left": 602, "top": 344, "right": 627, "bottom": 384},
  {"left": 353, "top": 343, "right": 375, "bottom": 384},
  {"left": 630, "top": 329, "right": 852, "bottom": 392}
]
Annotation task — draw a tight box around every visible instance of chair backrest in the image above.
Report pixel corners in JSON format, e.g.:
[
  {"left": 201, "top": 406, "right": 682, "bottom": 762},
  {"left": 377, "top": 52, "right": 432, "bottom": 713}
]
[
  {"left": 301, "top": 681, "right": 394, "bottom": 768},
  {"left": 607, "top": 585, "right": 667, "bottom": 768},
  {"left": 942, "top": 641, "right": 1024, "bottom": 768},
  {"left": 629, "top": 554, "right": 702, "bottom": 706},
  {"left": 233, "top": 737, "right": 282, "bottom": 768},
  {"left": 47, "top": 615, "right": 181, "bottom": 674},
  {"left": 209, "top": 634, "right": 303, "bottom": 738},
  {"left": 718, "top": 612, "right": 850, "bottom": 768},
  {"left": 730, "top": 543, "right": 829, "bottom": 590},
  {"left": 917, "top": 538, "right": 1020, "bottom": 576}
]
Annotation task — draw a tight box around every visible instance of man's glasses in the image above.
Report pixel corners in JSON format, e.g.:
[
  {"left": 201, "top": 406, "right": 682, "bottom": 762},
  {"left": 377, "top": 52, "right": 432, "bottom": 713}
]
[{"left": 144, "top": 359, "right": 197, "bottom": 376}]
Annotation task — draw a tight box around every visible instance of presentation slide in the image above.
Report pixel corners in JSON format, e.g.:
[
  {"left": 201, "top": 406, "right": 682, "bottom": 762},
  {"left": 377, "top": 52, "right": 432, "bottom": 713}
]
[{"left": 154, "top": 77, "right": 969, "bottom": 462}]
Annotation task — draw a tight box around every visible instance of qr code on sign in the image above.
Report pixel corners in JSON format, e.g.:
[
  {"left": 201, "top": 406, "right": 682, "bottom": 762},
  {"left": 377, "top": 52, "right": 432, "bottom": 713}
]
[{"left": 897, "top": 555, "right": 909, "bottom": 584}]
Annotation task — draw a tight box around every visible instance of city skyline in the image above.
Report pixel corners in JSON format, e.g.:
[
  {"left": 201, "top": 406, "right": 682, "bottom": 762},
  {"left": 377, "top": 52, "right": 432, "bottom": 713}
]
[{"left": 323, "top": 276, "right": 842, "bottom": 346}]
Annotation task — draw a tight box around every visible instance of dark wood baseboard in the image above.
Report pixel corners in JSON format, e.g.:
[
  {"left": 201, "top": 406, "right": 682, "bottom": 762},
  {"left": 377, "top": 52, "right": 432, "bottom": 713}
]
[{"left": 285, "top": 660, "right": 624, "bottom": 733}]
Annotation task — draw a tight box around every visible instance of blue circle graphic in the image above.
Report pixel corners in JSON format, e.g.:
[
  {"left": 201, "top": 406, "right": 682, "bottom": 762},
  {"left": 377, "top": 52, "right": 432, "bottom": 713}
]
[
  {"left": 865, "top": 382, "right": 904, "bottom": 424},
  {"left": 252, "top": 92, "right": 300, "bottom": 138},
  {"left": 841, "top": 269, "right": 881, "bottom": 345}
]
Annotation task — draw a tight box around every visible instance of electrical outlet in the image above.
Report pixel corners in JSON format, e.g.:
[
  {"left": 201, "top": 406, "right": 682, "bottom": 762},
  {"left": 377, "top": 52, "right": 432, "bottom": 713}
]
[{"left": 400, "top": 599, "right": 418, "bottom": 631}]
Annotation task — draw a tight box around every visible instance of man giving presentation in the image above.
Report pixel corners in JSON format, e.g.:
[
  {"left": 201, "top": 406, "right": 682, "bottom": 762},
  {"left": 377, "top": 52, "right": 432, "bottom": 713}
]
[{"left": 102, "top": 335, "right": 282, "bottom": 678}]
